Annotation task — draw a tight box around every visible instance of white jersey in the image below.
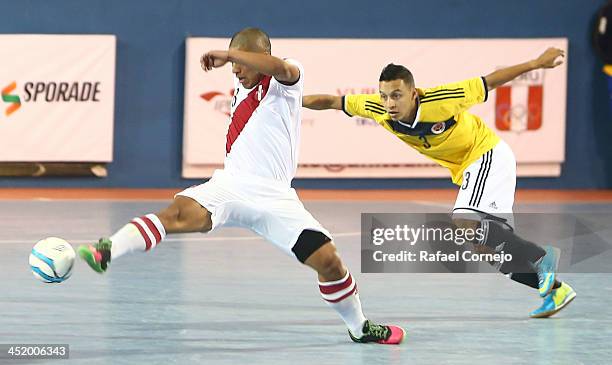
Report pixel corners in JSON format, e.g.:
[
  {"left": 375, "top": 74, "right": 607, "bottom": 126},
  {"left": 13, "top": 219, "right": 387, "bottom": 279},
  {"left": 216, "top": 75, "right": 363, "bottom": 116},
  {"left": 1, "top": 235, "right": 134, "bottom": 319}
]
[{"left": 224, "top": 59, "right": 304, "bottom": 186}]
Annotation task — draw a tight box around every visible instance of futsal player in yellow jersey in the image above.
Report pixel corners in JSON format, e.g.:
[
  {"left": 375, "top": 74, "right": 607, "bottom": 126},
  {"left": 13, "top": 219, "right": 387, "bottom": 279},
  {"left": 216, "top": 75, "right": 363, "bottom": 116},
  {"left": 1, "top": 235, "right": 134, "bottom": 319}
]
[{"left": 304, "top": 48, "right": 575, "bottom": 318}]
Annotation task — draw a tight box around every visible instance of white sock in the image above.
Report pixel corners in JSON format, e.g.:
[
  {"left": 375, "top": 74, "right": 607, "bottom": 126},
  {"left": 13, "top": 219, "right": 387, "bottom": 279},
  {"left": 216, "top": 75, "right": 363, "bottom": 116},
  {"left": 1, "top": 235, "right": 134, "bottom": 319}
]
[
  {"left": 319, "top": 271, "right": 367, "bottom": 337},
  {"left": 110, "top": 214, "right": 166, "bottom": 260}
]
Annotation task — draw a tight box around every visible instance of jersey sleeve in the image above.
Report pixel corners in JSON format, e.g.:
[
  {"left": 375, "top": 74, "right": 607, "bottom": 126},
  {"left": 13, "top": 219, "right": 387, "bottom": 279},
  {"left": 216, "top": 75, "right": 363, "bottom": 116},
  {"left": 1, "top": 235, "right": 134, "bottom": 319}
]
[
  {"left": 274, "top": 58, "right": 304, "bottom": 91},
  {"left": 420, "top": 77, "right": 488, "bottom": 113},
  {"left": 342, "top": 94, "right": 387, "bottom": 120}
]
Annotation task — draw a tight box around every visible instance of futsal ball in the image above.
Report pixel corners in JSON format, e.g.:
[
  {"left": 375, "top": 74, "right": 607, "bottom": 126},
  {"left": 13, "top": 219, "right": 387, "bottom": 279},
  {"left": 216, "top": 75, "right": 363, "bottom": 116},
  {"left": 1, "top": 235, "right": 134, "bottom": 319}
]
[{"left": 29, "top": 237, "right": 75, "bottom": 283}]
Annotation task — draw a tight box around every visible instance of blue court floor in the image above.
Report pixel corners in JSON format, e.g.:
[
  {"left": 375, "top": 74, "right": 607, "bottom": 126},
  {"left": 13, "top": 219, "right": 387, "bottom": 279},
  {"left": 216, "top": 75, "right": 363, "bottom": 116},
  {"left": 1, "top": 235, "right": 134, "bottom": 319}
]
[{"left": 1, "top": 199, "right": 611, "bottom": 364}]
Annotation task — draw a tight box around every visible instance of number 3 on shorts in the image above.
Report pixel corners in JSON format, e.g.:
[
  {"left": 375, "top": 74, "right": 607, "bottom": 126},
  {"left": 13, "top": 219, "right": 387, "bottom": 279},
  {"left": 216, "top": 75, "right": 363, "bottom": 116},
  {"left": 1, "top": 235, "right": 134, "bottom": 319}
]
[{"left": 461, "top": 171, "right": 471, "bottom": 190}]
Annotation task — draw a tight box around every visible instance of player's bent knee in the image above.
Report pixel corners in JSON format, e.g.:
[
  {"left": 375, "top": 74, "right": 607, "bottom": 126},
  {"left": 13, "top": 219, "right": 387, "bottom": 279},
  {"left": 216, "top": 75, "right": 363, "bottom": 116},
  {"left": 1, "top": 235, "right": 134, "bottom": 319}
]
[
  {"left": 472, "top": 243, "right": 494, "bottom": 254},
  {"left": 292, "top": 229, "right": 332, "bottom": 264},
  {"left": 317, "top": 252, "right": 345, "bottom": 280},
  {"left": 157, "top": 196, "right": 212, "bottom": 233},
  {"left": 452, "top": 217, "right": 480, "bottom": 230},
  {"left": 300, "top": 236, "right": 347, "bottom": 281}
]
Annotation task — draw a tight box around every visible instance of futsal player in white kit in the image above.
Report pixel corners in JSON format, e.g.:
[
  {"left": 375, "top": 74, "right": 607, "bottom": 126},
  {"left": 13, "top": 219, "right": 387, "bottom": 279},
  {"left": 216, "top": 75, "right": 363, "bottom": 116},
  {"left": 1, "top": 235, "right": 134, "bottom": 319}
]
[{"left": 78, "top": 27, "right": 405, "bottom": 345}]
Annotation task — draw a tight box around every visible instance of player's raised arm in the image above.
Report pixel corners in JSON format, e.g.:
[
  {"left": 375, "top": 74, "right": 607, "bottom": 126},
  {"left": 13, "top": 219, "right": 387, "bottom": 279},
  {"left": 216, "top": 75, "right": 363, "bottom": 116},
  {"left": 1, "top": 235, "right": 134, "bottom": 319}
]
[
  {"left": 201, "top": 49, "right": 300, "bottom": 84},
  {"left": 484, "top": 47, "right": 565, "bottom": 91},
  {"left": 303, "top": 94, "right": 342, "bottom": 110}
]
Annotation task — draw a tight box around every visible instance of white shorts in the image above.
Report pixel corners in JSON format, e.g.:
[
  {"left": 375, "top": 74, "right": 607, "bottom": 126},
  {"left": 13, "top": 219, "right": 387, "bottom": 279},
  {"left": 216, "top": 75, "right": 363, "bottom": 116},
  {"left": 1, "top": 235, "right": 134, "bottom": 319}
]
[
  {"left": 453, "top": 140, "right": 516, "bottom": 228},
  {"left": 176, "top": 169, "right": 332, "bottom": 259}
]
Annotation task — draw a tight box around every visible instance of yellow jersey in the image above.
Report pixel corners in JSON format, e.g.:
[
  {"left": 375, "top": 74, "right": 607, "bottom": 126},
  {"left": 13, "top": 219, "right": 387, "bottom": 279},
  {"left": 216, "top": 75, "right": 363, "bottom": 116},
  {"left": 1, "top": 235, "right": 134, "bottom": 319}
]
[{"left": 343, "top": 77, "right": 500, "bottom": 185}]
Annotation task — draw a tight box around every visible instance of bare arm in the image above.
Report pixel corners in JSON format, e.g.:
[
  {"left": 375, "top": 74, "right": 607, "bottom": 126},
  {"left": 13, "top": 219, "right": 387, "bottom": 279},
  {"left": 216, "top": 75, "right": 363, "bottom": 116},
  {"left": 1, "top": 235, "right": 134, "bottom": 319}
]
[
  {"left": 201, "top": 49, "right": 299, "bottom": 84},
  {"left": 302, "top": 94, "right": 342, "bottom": 110},
  {"left": 484, "top": 47, "right": 565, "bottom": 90}
]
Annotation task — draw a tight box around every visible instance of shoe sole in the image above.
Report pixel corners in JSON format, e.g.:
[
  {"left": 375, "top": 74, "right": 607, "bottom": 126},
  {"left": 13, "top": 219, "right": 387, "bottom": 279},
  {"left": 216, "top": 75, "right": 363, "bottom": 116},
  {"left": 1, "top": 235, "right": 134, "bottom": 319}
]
[
  {"left": 539, "top": 247, "right": 561, "bottom": 297},
  {"left": 530, "top": 291, "right": 577, "bottom": 318}
]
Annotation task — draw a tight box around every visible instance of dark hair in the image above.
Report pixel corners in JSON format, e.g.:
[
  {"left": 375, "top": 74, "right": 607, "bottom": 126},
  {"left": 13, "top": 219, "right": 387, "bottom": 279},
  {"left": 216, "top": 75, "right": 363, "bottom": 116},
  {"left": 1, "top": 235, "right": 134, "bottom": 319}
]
[
  {"left": 229, "top": 27, "right": 271, "bottom": 53},
  {"left": 379, "top": 63, "right": 415, "bottom": 88}
]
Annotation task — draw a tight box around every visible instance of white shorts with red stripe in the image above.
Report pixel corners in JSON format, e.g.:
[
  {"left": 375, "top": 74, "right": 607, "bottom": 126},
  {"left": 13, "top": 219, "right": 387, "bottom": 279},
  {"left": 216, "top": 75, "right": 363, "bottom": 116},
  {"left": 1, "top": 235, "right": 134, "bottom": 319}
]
[
  {"left": 453, "top": 140, "right": 516, "bottom": 228},
  {"left": 176, "top": 169, "right": 332, "bottom": 258}
]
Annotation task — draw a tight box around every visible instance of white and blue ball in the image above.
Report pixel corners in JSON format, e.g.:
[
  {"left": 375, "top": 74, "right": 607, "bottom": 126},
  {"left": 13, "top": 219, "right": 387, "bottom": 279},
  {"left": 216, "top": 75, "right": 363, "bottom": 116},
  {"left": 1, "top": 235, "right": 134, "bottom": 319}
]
[{"left": 29, "top": 237, "right": 75, "bottom": 283}]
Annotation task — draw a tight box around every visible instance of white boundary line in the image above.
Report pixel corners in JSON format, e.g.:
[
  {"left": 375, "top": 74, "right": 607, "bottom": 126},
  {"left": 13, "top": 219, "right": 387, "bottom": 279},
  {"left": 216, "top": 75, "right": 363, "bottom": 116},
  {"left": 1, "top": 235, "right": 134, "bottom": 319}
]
[{"left": 0, "top": 231, "right": 361, "bottom": 244}]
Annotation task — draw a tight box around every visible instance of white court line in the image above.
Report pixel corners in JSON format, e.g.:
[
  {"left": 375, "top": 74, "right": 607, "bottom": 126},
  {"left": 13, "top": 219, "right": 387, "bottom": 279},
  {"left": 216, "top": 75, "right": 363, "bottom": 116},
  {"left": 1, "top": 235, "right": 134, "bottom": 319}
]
[
  {"left": 411, "top": 200, "right": 454, "bottom": 209},
  {"left": 0, "top": 231, "right": 361, "bottom": 244}
]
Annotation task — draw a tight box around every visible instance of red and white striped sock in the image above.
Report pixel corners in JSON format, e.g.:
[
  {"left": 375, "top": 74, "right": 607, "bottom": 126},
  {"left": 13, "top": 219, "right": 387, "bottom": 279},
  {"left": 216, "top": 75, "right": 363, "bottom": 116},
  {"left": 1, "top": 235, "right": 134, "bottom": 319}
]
[
  {"left": 110, "top": 214, "right": 167, "bottom": 260},
  {"left": 319, "top": 271, "right": 367, "bottom": 338}
]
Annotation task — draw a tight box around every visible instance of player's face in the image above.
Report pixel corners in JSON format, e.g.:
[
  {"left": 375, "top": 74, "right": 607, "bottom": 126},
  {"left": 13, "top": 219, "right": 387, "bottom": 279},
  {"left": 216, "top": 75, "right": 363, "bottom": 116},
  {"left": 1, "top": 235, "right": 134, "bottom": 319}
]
[
  {"left": 230, "top": 46, "right": 265, "bottom": 89},
  {"left": 379, "top": 79, "right": 418, "bottom": 122}
]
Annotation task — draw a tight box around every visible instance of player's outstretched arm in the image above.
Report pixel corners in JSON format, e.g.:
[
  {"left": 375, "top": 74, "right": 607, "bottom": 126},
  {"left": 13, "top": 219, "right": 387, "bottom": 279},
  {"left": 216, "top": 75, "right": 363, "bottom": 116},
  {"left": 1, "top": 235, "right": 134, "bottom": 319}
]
[
  {"left": 201, "top": 49, "right": 299, "bottom": 84},
  {"left": 303, "top": 94, "right": 342, "bottom": 110},
  {"left": 484, "top": 47, "right": 565, "bottom": 91}
]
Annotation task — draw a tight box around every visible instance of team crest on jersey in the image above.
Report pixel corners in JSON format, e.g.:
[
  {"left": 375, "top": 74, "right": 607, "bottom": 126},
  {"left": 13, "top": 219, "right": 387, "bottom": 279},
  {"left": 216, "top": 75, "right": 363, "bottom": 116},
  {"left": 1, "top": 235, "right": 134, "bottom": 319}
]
[{"left": 431, "top": 122, "right": 446, "bottom": 134}]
